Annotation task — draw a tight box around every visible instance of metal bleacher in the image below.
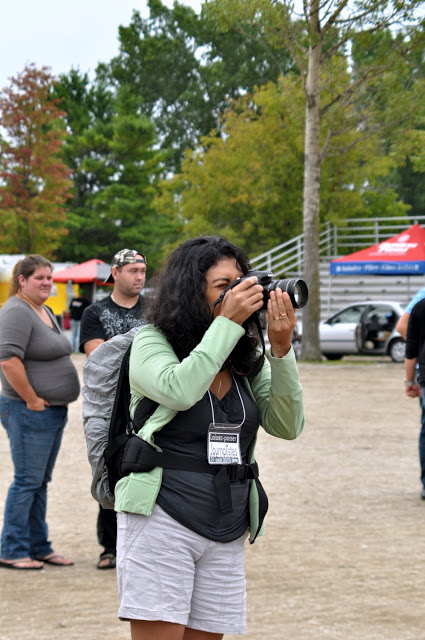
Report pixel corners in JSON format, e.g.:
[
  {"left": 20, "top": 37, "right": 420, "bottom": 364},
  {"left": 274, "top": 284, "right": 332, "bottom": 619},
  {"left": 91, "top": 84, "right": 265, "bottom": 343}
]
[{"left": 250, "top": 216, "right": 425, "bottom": 320}]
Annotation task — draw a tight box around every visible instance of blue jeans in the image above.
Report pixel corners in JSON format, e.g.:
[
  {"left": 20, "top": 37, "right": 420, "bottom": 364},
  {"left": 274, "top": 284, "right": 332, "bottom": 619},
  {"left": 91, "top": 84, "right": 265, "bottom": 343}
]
[
  {"left": 70, "top": 318, "right": 81, "bottom": 352},
  {"left": 0, "top": 397, "right": 68, "bottom": 559}
]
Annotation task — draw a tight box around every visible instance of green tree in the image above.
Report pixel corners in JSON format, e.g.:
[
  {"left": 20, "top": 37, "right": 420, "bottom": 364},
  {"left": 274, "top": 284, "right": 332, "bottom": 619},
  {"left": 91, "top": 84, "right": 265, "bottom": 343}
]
[
  {"left": 351, "top": 29, "right": 425, "bottom": 221},
  {"left": 394, "top": 160, "right": 425, "bottom": 218},
  {"left": 54, "top": 70, "right": 176, "bottom": 270},
  {"left": 156, "top": 78, "right": 304, "bottom": 255},
  {"left": 54, "top": 69, "right": 119, "bottom": 261},
  {"left": 205, "top": 0, "right": 425, "bottom": 359},
  {"left": 0, "top": 64, "right": 72, "bottom": 257},
  {"left": 107, "top": 0, "right": 295, "bottom": 172},
  {"left": 91, "top": 86, "right": 177, "bottom": 269},
  {"left": 157, "top": 72, "right": 409, "bottom": 258}
]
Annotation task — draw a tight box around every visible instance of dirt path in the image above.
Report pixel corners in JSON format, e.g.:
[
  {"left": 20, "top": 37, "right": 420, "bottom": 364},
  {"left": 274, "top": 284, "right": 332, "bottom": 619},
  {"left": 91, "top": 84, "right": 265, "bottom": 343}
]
[{"left": 0, "top": 354, "right": 424, "bottom": 640}]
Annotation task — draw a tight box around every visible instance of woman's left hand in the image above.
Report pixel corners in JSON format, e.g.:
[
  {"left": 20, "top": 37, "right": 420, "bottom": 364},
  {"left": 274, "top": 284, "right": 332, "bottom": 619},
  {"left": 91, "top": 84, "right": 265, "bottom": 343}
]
[{"left": 267, "top": 289, "right": 297, "bottom": 357}]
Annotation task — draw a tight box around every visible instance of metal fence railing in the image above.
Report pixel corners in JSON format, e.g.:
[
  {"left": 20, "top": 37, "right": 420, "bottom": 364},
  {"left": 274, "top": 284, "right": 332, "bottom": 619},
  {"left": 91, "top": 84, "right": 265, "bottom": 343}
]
[{"left": 250, "top": 216, "right": 425, "bottom": 275}]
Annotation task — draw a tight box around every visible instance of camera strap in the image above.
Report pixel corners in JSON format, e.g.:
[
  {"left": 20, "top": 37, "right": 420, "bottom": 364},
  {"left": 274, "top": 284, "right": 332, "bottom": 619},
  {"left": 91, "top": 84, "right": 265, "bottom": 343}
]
[
  {"left": 225, "top": 312, "right": 266, "bottom": 379},
  {"left": 243, "top": 312, "right": 265, "bottom": 379},
  {"left": 209, "top": 279, "right": 239, "bottom": 316}
]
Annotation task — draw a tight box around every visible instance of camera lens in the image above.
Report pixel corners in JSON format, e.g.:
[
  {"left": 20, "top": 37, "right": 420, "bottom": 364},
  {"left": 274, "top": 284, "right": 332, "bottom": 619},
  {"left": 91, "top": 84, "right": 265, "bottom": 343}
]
[
  {"left": 241, "top": 270, "right": 308, "bottom": 310},
  {"left": 276, "top": 278, "right": 308, "bottom": 309}
]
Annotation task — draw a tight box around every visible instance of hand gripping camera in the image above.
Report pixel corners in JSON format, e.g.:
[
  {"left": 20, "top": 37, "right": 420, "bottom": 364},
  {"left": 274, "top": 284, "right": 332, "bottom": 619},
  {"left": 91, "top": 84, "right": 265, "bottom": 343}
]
[{"left": 240, "top": 270, "right": 308, "bottom": 310}]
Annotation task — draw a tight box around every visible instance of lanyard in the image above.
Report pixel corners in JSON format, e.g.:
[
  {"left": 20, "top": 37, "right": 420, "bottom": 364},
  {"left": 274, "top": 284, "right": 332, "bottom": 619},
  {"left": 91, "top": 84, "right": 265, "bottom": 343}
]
[{"left": 207, "top": 372, "right": 246, "bottom": 428}]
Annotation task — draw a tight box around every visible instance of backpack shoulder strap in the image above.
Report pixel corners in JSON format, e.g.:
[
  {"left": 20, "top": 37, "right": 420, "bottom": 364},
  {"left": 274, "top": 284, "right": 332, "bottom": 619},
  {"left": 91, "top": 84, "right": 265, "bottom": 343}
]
[
  {"left": 133, "top": 397, "right": 159, "bottom": 433},
  {"left": 108, "top": 342, "right": 132, "bottom": 442}
]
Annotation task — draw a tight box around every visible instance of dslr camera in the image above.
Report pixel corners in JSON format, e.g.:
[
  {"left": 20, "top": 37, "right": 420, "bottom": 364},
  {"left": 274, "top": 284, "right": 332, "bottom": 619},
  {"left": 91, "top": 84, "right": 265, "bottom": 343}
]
[{"left": 240, "top": 270, "right": 308, "bottom": 310}]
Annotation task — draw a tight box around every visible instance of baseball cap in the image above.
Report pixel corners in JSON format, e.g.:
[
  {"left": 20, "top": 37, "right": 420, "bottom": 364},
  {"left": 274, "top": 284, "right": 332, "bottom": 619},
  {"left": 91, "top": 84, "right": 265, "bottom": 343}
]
[{"left": 104, "top": 248, "right": 147, "bottom": 284}]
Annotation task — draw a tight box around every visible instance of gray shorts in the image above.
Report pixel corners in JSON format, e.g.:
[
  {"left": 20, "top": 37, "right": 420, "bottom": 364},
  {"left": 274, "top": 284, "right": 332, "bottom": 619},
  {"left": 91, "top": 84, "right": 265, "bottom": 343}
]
[{"left": 116, "top": 504, "right": 247, "bottom": 635}]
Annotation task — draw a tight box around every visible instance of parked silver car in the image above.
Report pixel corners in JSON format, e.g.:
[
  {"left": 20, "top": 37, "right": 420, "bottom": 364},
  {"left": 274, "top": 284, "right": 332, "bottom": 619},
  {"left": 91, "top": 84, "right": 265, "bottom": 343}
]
[{"left": 293, "top": 301, "right": 406, "bottom": 362}]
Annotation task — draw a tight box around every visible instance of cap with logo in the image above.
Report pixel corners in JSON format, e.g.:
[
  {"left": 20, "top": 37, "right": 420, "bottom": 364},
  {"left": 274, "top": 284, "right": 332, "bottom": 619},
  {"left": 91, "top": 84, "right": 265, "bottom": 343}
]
[{"left": 104, "top": 248, "right": 146, "bottom": 284}]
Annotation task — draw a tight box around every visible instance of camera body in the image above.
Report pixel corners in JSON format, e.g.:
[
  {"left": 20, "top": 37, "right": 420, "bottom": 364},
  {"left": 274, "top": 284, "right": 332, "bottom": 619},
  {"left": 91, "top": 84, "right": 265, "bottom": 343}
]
[{"left": 241, "top": 269, "right": 308, "bottom": 310}]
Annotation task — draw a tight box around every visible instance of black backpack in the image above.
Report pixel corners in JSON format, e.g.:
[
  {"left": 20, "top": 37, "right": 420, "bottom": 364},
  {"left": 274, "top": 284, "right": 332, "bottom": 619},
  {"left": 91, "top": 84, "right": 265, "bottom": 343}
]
[{"left": 102, "top": 342, "right": 159, "bottom": 493}]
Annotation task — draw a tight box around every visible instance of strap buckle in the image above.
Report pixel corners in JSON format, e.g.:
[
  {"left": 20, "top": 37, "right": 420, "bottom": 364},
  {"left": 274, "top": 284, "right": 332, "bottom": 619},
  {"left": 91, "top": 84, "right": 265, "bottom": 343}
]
[{"left": 226, "top": 464, "right": 248, "bottom": 482}]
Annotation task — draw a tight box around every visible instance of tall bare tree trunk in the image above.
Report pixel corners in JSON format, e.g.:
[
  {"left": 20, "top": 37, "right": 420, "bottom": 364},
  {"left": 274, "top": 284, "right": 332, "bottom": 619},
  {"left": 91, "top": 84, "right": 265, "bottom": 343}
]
[{"left": 301, "top": 1, "right": 322, "bottom": 360}]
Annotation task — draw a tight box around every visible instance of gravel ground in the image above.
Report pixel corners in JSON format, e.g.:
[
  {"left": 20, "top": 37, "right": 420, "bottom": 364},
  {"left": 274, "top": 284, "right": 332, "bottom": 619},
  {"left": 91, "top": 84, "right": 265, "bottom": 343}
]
[{"left": 0, "top": 353, "right": 424, "bottom": 640}]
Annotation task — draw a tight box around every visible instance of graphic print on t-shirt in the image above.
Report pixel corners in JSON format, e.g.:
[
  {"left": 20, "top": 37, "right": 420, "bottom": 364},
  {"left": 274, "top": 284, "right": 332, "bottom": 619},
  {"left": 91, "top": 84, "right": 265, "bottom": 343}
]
[{"left": 98, "top": 307, "right": 144, "bottom": 340}]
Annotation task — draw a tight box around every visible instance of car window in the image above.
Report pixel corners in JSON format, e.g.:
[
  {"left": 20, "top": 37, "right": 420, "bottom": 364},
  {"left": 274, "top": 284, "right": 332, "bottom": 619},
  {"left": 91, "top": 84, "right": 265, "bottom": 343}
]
[
  {"left": 328, "top": 305, "right": 367, "bottom": 325},
  {"left": 362, "top": 305, "right": 398, "bottom": 331}
]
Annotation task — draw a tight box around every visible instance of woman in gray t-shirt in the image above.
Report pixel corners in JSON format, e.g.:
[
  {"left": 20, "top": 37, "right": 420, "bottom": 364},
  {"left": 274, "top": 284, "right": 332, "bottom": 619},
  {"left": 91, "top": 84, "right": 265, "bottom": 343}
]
[{"left": 0, "top": 255, "right": 80, "bottom": 570}]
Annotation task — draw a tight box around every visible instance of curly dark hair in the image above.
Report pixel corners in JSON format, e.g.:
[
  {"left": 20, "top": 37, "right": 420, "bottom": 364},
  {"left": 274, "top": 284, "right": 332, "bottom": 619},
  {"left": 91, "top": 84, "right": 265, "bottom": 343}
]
[{"left": 146, "top": 236, "right": 262, "bottom": 373}]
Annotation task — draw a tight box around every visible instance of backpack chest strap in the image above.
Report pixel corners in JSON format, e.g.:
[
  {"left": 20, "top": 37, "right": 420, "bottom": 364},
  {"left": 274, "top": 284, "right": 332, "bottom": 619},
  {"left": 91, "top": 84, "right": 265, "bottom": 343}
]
[{"left": 108, "top": 435, "right": 268, "bottom": 541}]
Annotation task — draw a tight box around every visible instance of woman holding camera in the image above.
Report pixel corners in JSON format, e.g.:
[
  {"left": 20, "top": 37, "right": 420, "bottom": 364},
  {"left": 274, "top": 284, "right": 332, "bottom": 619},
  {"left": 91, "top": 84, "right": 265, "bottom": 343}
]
[{"left": 115, "top": 236, "right": 304, "bottom": 639}]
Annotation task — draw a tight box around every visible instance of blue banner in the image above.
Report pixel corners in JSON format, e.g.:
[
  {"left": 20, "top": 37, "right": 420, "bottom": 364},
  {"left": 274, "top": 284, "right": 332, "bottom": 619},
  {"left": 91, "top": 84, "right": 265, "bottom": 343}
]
[{"left": 330, "top": 261, "right": 425, "bottom": 275}]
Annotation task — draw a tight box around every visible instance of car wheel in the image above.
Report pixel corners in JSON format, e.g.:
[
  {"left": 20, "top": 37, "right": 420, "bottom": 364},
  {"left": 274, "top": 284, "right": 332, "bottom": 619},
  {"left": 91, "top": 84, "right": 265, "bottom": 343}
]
[
  {"left": 388, "top": 338, "right": 405, "bottom": 363},
  {"left": 323, "top": 353, "right": 343, "bottom": 361},
  {"left": 292, "top": 339, "right": 302, "bottom": 359}
]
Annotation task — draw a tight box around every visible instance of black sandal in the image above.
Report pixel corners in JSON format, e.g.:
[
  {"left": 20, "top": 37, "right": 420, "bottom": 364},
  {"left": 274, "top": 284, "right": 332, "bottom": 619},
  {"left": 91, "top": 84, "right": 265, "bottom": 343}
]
[{"left": 97, "top": 553, "right": 116, "bottom": 570}]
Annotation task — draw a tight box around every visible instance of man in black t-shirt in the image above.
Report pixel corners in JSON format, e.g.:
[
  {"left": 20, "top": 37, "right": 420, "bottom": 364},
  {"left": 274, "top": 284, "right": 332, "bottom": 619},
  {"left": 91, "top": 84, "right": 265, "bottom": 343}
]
[
  {"left": 79, "top": 293, "right": 145, "bottom": 350},
  {"left": 80, "top": 249, "right": 147, "bottom": 569}
]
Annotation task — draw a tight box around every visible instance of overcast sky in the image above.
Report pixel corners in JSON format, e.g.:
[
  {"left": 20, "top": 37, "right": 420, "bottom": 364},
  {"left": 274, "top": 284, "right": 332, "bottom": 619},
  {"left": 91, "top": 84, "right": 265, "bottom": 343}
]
[{"left": 0, "top": 0, "right": 203, "bottom": 89}]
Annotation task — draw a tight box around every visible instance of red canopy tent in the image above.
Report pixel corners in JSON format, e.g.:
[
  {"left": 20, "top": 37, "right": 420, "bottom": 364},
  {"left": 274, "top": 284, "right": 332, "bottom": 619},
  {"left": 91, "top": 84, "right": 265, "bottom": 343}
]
[
  {"left": 330, "top": 223, "right": 425, "bottom": 275},
  {"left": 52, "top": 258, "right": 110, "bottom": 284},
  {"left": 53, "top": 259, "right": 111, "bottom": 302}
]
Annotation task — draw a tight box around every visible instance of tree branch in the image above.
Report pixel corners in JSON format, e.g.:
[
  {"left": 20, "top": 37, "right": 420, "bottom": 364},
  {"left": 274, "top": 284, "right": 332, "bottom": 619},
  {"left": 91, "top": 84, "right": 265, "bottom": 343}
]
[{"left": 320, "top": 63, "right": 389, "bottom": 116}]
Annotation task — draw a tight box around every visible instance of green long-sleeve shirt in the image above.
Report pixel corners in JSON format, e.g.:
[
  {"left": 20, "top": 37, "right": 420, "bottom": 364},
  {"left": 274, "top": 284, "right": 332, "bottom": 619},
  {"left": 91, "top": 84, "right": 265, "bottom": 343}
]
[{"left": 114, "top": 316, "right": 304, "bottom": 542}]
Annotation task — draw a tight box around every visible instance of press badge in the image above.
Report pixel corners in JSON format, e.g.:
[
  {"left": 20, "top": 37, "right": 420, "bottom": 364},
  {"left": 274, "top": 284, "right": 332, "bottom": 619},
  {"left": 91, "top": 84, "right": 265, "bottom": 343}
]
[{"left": 207, "top": 424, "right": 242, "bottom": 465}]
